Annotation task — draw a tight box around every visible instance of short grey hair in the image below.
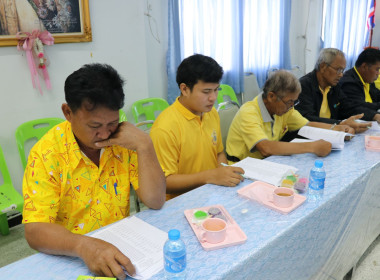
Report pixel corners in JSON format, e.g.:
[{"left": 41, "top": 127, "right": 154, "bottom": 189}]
[
  {"left": 315, "top": 48, "right": 345, "bottom": 70},
  {"left": 262, "top": 70, "right": 301, "bottom": 99}
]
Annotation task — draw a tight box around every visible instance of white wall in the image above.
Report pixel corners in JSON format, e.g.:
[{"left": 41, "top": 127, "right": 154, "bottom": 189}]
[
  {"left": 143, "top": 0, "right": 169, "bottom": 103},
  {"left": 0, "top": 0, "right": 168, "bottom": 192},
  {"left": 289, "top": 0, "right": 323, "bottom": 75}
]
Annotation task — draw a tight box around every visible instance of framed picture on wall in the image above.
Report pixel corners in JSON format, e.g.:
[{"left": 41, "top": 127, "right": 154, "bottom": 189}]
[{"left": 0, "top": 0, "right": 91, "bottom": 46}]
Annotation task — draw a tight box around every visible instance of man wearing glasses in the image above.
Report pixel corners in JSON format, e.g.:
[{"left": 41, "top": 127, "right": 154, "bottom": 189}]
[
  {"left": 226, "top": 70, "right": 351, "bottom": 161},
  {"left": 339, "top": 48, "right": 380, "bottom": 123},
  {"left": 296, "top": 48, "right": 370, "bottom": 133}
]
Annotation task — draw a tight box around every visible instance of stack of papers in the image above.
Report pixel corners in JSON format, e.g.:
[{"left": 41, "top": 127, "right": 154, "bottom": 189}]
[
  {"left": 91, "top": 216, "right": 167, "bottom": 280},
  {"left": 231, "top": 157, "right": 298, "bottom": 186},
  {"left": 294, "top": 126, "right": 352, "bottom": 150}
]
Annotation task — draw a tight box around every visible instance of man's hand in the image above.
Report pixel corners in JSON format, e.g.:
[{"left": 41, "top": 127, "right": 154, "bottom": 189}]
[
  {"left": 95, "top": 122, "right": 151, "bottom": 151},
  {"left": 311, "top": 139, "right": 332, "bottom": 157},
  {"left": 78, "top": 236, "right": 135, "bottom": 280},
  {"left": 206, "top": 166, "right": 245, "bottom": 187},
  {"left": 333, "top": 124, "right": 355, "bottom": 134},
  {"left": 340, "top": 114, "right": 371, "bottom": 133},
  {"left": 373, "top": 114, "right": 380, "bottom": 124}
]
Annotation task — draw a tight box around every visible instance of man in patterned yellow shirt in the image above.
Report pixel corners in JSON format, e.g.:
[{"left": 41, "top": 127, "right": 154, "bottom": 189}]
[{"left": 22, "top": 64, "right": 166, "bottom": 279}]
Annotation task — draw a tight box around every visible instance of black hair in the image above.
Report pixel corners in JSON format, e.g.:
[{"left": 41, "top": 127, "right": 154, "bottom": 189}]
[
  {"left": 176, "top": 54, "right": 224, "bottom": 90},
  {"left": 355, "top": 48, "right": 380, "bottom": 67},
  {"left": 64, "top": 63, "right": 125, "bottom": 112}
]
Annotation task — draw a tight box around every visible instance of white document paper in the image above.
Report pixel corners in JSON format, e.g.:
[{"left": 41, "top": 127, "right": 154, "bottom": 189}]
[
  {"left": 231, "top": 157, "right": 298, "bottom": 186},
  {"left": 91, "top": 216, "right": 167, "bottom": 280},
  {"left": 297, "top": 126, "right": 347, "bottom": 149}
]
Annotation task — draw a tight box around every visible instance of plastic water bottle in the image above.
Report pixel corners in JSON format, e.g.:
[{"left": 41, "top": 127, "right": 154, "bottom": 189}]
[
  {"left": 163, "top": 229, "right": 186, "bottom": 279},
  {"left": 308, "top": 159, "right": 326, "bottom": 202}
]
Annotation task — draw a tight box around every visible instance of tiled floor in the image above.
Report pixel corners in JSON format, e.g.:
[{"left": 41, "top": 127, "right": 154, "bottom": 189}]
[
  {"left": 0, "top": 223, "right": 36, "bottom": 267},
  {"left": 350, "top": 234, "right": 380, "bottom": 280}
]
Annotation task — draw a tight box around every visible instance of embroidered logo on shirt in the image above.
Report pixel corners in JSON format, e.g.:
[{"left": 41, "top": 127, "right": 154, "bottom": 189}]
[{"left": 211, "top": 130, "right": 217, "bottom": 145}]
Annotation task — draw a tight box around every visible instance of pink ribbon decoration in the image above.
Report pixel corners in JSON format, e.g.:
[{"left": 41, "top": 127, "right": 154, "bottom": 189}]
[{"left": 16, "top": 30, "right": 54, "bottom": 95}]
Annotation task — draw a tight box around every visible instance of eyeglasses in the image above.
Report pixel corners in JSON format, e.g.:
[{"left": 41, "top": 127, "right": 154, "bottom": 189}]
[
  {"left": 279, "top": 97, "right": 300, "bottom": 108},
  {"left": 327, "top": 64, "right": 345, "bottom": 74}
]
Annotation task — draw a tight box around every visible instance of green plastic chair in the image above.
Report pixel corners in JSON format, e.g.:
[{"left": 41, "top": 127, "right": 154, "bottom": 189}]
[
  {"left": 131, "top": 98, "right": 169, "bottom": 128},
  {"left": 119, "top": 109, "right": 127, "bottom": 122},
  {"left": 15, "top": 118, "right": 65, "bottom": 169},
  {"left": 217, "top": 84, "right": 240, "bottom": 109},
  {"left": 0, "top": 144, "right": 24, "bottom": 235},
  {"left": 217, "top": 101, "right": 240, "bottom": 148}
]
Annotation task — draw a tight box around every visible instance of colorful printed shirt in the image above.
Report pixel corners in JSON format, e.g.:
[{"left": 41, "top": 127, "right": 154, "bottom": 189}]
[{"left": 22, "top": 121, "right": 139, "bottom": 234}]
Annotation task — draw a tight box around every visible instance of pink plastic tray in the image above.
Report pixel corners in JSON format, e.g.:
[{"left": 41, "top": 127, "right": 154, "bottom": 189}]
[
  {"left": 365, "top": 135, "right": 380, "bottom": 152},
  {"left": 184, "top": 204, "right": 247, "bottom": 251},
  {"left": 237, "top": 181, "right": 306, "bottom": 214}
]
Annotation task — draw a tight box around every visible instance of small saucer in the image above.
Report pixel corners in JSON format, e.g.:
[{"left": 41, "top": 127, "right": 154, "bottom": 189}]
[
  {"left": 237, "top": 181, "right": 306, "bottom": 214},
  {"left": 184, "top": 205, "right": 247, "bottom": 251},
  {"left": 365, "top": 135, "right": 380, "bottom": 152}
]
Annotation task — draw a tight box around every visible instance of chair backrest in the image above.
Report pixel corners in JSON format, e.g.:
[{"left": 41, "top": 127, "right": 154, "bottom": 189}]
[
  {"left": 15, "top": 117, "right": 65, "bottom": 169},
  {"left": 289, "top": 65, "right": 303, "bottom": 79},
  {"left": 0, "top": 145, "right": 12, "bottom": 187},
  {"left": 242, "top": 72, "right": 261, "bottom": 104},
  {"left": 217, "top": 84, "right": 239, "bottom": 109},
  {"left": 119, "top": 109, "right": 127, "bottom": 122},
  {"left": 0, "top": 144, "right": 24, "bottom": 235},
  {"left": 217, "top": 101, "right": 240, "bottom": 148},
  {"left": 131, "top": 98, "right": 169, "bottom": 128},
  {"left": 136, "top": 120, "right": 154, "bottom": 134},
  {"left": 267, "top": 68, "right": 279, "bottom": 78},
  {"left": 268, "top": 66, "right": 303, "bottom": 79}
]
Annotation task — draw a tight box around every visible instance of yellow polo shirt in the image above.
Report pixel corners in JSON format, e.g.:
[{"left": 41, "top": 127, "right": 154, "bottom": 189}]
[
  {"left": 226, "top": 94, "right": 308, "bottom": 160},
  {"left": 22, "top": 121, "right": 139, "bottom": 234},
  {"left": 150, "top": 97, "right": 224, "bottom": 199},
  {"left": 375, "top": 75, "right": 380, "bottom": 90}
]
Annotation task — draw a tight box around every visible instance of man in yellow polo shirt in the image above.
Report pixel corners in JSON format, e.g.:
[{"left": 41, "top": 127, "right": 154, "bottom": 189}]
[
  {"left": 22, "top": 64, "right": 166, "bottom": 279},
  {"left": 226, "top": 70, "right": 351, "bottom": 161},
  {"left": 150, "top": 54, "right": 244, "bottom": 199},
  {"left": 340, "top": 48, "right": 380, "bottom": 123}
]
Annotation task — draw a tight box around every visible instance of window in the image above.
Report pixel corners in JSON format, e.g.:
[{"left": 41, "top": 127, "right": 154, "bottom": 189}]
[
  {"left": 167, "top": 0, "right": 291, "bottom": 101},
  {"left": 321, "top": 0, "right": 372, "bottom": 68}
]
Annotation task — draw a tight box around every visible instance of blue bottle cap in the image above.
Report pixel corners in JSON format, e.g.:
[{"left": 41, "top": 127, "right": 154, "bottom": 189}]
[
  {"left": 168, "top": 229, "right": 180, "bottom": 240},
  {"left": 315, "top": 160, "right": 323, "bottom": 168}
]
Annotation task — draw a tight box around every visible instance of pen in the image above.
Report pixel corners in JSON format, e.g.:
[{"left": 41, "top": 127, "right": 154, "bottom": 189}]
[{"left": 221, "top": 163, "right": 248, "bottom": 179}]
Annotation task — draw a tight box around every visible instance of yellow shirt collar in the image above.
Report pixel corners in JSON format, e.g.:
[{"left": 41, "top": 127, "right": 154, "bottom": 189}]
[
  {"left": 354, "top": 66, "right": 368, "bottom": 86},
  {"left": 173, "top": 96, "right": 210, "bottom": 122}
]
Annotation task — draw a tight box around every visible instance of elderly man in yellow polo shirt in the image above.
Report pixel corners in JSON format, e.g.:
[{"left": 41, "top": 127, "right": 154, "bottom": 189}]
[
  {"left": 226, "top": 70, "right": 352, "bottom": 161},
  {"left": 22, "top": 64, "right": 166, "bottom": 279},
  {"left": 340, "top": 48, "right": 380, "bottom": 123},
  {"left": 150, "top": 54, "right": 244, "bottom": 199}
]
